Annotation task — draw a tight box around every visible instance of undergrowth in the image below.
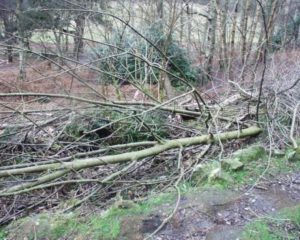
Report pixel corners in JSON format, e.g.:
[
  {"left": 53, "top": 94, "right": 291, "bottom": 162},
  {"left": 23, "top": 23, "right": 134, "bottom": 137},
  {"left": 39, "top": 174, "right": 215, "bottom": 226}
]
[
  {"left": 3, "top": 192, "right": 176, "bottom": 240},
  {"left": 241, "top": 204, "right": 300, "bottom": 240},
  {"left": 62, "top": 108, "right": 169, "bottom": 146},
  {"left": 192, "top": 145, "right": 300, "bottom": 190}
]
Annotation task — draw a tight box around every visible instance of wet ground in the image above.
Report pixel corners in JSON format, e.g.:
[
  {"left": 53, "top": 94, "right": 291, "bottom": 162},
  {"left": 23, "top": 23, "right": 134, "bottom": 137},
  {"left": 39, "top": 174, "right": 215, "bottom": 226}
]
[{"left": 120, "top": 172, "right": 300, "bottom": 240}]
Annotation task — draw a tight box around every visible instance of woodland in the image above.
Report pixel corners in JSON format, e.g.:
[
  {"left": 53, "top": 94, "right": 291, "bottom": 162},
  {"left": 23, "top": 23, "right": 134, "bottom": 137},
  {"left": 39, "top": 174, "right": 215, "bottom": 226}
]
[{"left": 0, "top": 0, "right": 299, "bottom": 239}]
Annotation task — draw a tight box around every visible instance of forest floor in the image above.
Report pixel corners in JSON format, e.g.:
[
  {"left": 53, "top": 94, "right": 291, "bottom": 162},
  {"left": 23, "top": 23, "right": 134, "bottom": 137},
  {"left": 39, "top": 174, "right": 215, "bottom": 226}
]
[
  {"left": 127, "top": 171, "right": 300, "bottom": 240},
  {"left": 0, "top": 56, "right": 299, "bottom": 240},
  {"left": 2, "top": 154, "right": 300, "bottom": 240}
]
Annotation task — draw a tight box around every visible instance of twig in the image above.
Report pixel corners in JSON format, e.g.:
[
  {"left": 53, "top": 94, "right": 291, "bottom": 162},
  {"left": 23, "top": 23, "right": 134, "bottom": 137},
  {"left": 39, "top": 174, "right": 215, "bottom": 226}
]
[
  {"left": 62, "top": 161, "right": 137, "bottom": 212},
  {"left": 290, "top": 102, "right": 300, "bottom": 149},
  {"left": 144, "top": 147, "right": 184, "bottom": 240}
]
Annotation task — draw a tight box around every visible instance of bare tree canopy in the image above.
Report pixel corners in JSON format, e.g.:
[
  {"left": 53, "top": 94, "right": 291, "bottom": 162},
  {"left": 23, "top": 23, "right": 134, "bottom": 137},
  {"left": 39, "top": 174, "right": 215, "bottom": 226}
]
[{"left": 0, "top": 0, "right": 299, "bottom": 239}]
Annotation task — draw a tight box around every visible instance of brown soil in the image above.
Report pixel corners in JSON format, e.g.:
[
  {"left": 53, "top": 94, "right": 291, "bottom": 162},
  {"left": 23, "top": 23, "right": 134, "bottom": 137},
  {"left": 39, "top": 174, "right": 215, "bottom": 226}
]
[
  {"left": 0, "top": 57, "right": 154, "bottom": 113},
  {"left": 120, "top": 172, "right": 300, "bottom": 240}
]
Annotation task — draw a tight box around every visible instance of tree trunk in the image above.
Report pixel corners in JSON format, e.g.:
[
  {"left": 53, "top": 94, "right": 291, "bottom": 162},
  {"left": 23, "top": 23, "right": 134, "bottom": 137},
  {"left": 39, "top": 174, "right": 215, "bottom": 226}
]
[
  {"left": 228, "top": 0, "right": 239, "bottom": 79},
  {"left": 282, "top": 0, "right": 292, "bottom": 47},
  {"left": 73, "top": 15, "right": 86, "bottom": 61},
  {"left": 53, "top": 29, "right": 64, "bottom": 69},
  {"left": 16, "top": 0, "right": 26, "bottom": 80},
  {"left": 245, "top": 2, "right": 260, "bottom": 63},
  {"left": 255, "top": 0, "right": 279, "bottom": 63},
  {"left": 156, "top": 0, "right": 176, "bottom": 100},
  {"left": 219, "top": 0, "right": 229, "bottom": 71},
  {"left": 3, "top": 17, "right": 14, "bottom": 63},
  {"left": 186, "top": 1, "right": 192, "bottom": 53},
  {"left": 205, "top": 0, "right": 218, "bottom": 82}
]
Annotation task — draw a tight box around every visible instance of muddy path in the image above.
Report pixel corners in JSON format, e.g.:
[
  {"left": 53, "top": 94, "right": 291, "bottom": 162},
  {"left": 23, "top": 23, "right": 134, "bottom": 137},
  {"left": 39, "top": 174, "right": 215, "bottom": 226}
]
[{"left": 120, "top": 172, "right": 300, "bottom": 240}]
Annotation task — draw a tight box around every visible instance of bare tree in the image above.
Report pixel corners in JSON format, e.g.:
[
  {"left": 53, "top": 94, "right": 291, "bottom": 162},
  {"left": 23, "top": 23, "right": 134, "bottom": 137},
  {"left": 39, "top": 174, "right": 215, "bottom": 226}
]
[
  {"left": 16, "top": 0, "right": 26, "bottom": 80},
  {"left": 204, "top": 0, "right": 218, "bottom": 82}
]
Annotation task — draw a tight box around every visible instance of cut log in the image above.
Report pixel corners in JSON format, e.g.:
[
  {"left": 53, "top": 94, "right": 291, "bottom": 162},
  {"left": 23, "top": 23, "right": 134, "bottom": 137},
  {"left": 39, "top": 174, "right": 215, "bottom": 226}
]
[{"left": 0, "top": 126, "right": 262, "bottom": 178}]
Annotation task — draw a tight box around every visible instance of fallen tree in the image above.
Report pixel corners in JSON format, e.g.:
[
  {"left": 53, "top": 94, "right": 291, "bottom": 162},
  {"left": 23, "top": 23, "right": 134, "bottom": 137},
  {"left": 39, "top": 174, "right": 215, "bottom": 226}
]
[{"left": 0, "top": 126, "right": 262, "bottom": 195}]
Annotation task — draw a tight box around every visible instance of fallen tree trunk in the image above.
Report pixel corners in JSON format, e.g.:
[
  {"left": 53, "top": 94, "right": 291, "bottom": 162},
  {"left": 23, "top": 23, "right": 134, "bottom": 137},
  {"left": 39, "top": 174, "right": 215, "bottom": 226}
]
[
  {"left": 0, "top": 126, "right": 262, "bottom": 195},
  {"left": 0, "top": 126, "right": 262, "bottom": 178}
]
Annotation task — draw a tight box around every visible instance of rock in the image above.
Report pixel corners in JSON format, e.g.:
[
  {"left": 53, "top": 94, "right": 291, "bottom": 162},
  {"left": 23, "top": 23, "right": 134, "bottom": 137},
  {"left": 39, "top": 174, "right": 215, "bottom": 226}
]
[
  {"left": 141, "top": 215, "right": 163, "bottom": 233},
  {"left": 232, "top": 145, "right": 266, "bottom": 162},
  {"left": 285, "top": 148, "right": 300, "bottom": 162},
  {"left": 208, "top": 167, "right": 221, "bottom": 181},
  {"left": 221, "top": 158, "right": 244, "bottom": 171},
  {"left": 273, "top": 149, "right": 285, "bottom": 157},
  {"left": 114, "top": 200, "right": 137, "bottom": 209},
  {"left": 208, "top": 167, "right": 234, "bottom": 184},
  {"left": 205, "top": 226, "right": 243, "bottom": 240},
  {"left": 120, "top": 217, "right": 143, "bottom": 240},
  {"left": 192, "top": 162, "right": 235, "bottom": 185},
  {"left": 191, "top": 164, "right": 207, "bottom": 182}
]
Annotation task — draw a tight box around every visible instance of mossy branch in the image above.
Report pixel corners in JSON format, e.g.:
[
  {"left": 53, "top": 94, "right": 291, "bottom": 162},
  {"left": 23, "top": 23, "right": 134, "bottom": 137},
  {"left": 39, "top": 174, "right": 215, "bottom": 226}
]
[{"left": 0, "top": 126, "right": 262, "bottom": 181}]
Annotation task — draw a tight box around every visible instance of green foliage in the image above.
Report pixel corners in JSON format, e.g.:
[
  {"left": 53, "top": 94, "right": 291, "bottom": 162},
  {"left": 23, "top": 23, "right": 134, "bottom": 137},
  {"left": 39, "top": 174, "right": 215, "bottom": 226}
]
[
  {"left": 0, "top": 229, "right": 7, "bottom": 240},
  {"left": 19, "top": 10, "right": 55, "bottom": 32},
  {"left": 120, "top": 114, "right": 168, "bottom": 143},
  {"left": 166, "top": 43, "right": 198, "bottom": 86},
  {"left": 0, "top": 127, "right": 17, "bottom": 141},
  {"left": 231, "top": 145, "right": 266, "bottom": 163},
  {"left": 90, "top": 23, "right": 198, "bottom": 86},
  {"left": 63, "top": 108, "right": 169, "bottom": 147},
  {"left": 63, "top": 110, "right": 112, "bottom": 142}
]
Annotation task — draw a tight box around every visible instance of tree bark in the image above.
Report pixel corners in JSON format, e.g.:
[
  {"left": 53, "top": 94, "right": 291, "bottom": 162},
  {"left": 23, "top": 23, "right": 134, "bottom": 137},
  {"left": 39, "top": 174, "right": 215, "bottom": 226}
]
[
  {"left": 156, "top": 0, "right": 176, "bottom": 100},
  {"left": 205, "top": 0, "right": 218, "bottom": 82},
  {"left": 0, "top": 126, "right": 262, "bottom": 180},
  {"left": 16, "top": 0, "right": 26, "bottom": 80},
  {"left": 73, "top": 14, "right": 86, "bottom": 61},
  {"left": 240, "top": 0, "right": 251, "bottom": 65},
  {"left": 245, "top": 2, "right": 260, "bottom": 64},
  {"left": 219, "top": 0, "right": 229, "bottom": 70},
  {"left": 228, "top": 0, "right": 239, "bottom": 79}
]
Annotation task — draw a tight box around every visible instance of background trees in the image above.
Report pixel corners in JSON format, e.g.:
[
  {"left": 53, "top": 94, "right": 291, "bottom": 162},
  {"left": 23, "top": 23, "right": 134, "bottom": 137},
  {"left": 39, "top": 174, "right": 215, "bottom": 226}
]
[
  {"left": 1, "top": 0, "right": 299, "bottom": 84},
  {"left": 0, "top": 0, "right": 299, "bottom": 236}
]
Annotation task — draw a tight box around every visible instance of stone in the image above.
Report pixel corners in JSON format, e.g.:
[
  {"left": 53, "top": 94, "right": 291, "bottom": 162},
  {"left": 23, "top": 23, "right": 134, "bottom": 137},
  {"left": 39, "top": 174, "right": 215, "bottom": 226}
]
[
  {"left": 285, "top": 148, "right": 300, "bottom": 162},
  {"left": 221, "top": 158, "right": 244, "bottom": 171},
  {"left": 208, "top": 167, "right": 234, "bottom": 184},
  {"left": 232, "top": 145, "right": 266, "bottom": 162}
]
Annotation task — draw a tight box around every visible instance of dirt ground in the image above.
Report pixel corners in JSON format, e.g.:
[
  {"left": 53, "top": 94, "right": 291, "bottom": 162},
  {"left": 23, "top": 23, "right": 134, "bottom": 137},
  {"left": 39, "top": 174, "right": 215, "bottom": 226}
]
[
  {"left": 120, "top": 171, "right": 300, "bottom": 240},
  {"left": 0, "top": 57, "right": 155, "bottom": 113}
]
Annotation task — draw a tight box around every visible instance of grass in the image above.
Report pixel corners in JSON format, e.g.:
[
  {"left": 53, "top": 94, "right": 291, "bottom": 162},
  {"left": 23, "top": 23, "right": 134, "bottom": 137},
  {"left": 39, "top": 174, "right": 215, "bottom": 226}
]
[
  {"left": 241, "top": 204, "right": 300, "bottom": 240},
  {"left": 192, "top": 145, "right": 300, "bottom": 190},
  {"left": 228, "top": 155, "right": 300, "bottom": 188},
  {"left": 3, "top": 145, "right": 299, "bottom": 239},
  {"left": 0, "top": 229, "right": 6, "bottom": 240},
  {"left": 4, "top": 192, "right": 175, "bottom": 240},
  {"left": 89, "top": 193, "right": 174, "bottom": 239}
]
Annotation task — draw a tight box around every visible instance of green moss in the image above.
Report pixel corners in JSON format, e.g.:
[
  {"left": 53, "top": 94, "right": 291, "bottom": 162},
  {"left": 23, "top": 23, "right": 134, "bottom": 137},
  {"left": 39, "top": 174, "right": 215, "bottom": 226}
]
[
  {"left": 4, "top": 192, "right": 175, "bottom": 240},
  {"left": 242, "top": 221, "right": 279, "bottom": 240},
  {"left": 191, "top": 145, "right": 300, "bottom": 190},
  {"left": 50, "top": 215, "right": 89, "bottom": 239},
  {"left": 285, "top": 147, "right": 300, "bottom": 162},
  {"left": 242, "top": 205, "right": 300, "bottom": 240},
  {"left": 232, "top": 145, "right": 266, "bottom": 163},
  {"left": 80, "top": 192, "right": 174, "bottom": 239},
  {"left": 281, "top": 205, "right": 300, "bottom": 227},
  {"left": 0, "top": 229, "right": 7, "bottom": 240}
]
